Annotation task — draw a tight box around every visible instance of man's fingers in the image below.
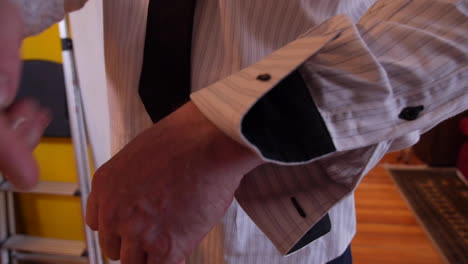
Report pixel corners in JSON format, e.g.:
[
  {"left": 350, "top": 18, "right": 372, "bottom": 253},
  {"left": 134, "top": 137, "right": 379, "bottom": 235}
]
[
  {"left": 146, "top": 256, "right": 160, "bottom": 264},
  {"left": 98, "top": 204, "right": 122, "bottom": 260},
  {"left": 85, "top": 192, "right": 99, "bottom": 230},
  {"left": 0, "top": 115, "right": 39, "bottom": 189},
  {"left": 19, "top": 108, "right": 51, "bottom": 147},
  {"left": 7, "top": 99, "right": 51, "bottom": 148},
  {"left": 147, "top": 257, "right": 186, "bottom": 264},
  {"left": 98, "top": 229, "right": 121, "bottom": 261},
  {"left": 120, "top": 239, "right": 147, "bottom": 264},
  {"left": 0, "top": 0, "right": 24, "bottom": 108},
  {"left": 145, "top": 233, "right": 186, "bottom": 264},
  {"left": 147, "top": 258, "right": 185, "bottom": 264},
  {"left": 0, "top": 1, "right": 37, "bottom": 190}
]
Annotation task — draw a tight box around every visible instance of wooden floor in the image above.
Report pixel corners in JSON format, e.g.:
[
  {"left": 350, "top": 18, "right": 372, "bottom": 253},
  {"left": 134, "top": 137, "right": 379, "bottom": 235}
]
[{"left": 353, "top": 152, "right": 445, "bottom": 264}]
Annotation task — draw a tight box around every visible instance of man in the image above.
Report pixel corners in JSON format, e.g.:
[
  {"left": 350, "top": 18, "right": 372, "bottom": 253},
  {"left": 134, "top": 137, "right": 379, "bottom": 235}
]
[{"left": 6, "top": 0, "right": 468, "bottom": 263}]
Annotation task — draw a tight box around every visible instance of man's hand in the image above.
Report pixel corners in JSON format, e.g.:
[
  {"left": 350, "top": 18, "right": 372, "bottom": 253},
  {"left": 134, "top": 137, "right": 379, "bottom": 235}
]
[
  {"left": 86, "top": 102, "right": 262, "bottom": 263},
  {"left": 0, "top": 99, "right": 51, "bottom": 188},
  {"left": 0, "top": 0, "right": 51, "bottom": 189}
]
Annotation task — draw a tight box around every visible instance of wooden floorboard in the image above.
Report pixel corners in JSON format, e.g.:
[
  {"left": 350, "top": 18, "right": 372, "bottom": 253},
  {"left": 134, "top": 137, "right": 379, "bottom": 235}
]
[{"left": 353, "top": 152, "right": 445, "bottom": 264}]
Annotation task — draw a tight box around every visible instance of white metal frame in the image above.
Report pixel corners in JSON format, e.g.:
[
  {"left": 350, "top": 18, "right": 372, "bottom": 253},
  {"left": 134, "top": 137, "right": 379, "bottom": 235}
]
[{"left": 59, "top": 18, "right": 103, "bottom": 264}]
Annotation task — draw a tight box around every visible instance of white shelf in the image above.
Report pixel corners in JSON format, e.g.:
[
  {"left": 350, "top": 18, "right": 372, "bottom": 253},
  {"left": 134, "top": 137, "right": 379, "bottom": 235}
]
[
  {"left": 2, "top": 235, "right": 86, "bottom": 257},
  {"left": 15, "top": 252, "right": 88, "bottom": 264},
  {"left": 0, "top": 181, "right": 80, "bottom": 196}
]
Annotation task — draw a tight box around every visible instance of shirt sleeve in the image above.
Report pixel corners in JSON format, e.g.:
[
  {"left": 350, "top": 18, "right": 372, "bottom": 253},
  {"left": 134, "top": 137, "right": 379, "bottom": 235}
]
[
  {"left": 190, "top": 0, "right": 468, "bottom": 164},
  {"left": 10, "top": 0, "right": 65, "bottom": 37}
]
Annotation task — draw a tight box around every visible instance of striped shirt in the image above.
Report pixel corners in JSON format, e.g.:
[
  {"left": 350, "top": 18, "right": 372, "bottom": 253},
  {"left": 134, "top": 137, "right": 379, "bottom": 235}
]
[{"left": 16, "top": 0, "right": 468, "bottom": 263}]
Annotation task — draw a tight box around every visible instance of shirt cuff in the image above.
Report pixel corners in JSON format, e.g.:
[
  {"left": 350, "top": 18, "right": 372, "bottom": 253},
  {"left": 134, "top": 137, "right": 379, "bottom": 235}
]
[{"left": 190, "top": 15, "right": 348, "bottom": 165}]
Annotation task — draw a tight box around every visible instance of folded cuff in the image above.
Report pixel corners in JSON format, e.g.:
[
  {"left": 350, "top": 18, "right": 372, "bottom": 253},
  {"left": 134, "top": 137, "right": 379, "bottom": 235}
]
[{"left": 190, "top": 16, "right": 349, "bottom": 165}]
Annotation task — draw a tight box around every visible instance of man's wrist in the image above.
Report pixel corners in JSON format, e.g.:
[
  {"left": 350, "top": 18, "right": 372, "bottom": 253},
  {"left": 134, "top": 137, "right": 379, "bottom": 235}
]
[{"left": 181, "top": 101, "right": 264, "bottom": 184}]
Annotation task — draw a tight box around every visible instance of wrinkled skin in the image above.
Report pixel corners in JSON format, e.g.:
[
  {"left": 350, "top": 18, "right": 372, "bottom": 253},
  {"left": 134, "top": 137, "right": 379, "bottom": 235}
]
[{"left": 87, "top": 102, "right": 262, "bottom": 264}]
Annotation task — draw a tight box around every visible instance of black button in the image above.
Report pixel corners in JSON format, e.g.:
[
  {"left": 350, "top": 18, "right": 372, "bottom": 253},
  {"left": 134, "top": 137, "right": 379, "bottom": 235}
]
[
  {"left": 399, "top": 106, "right": 424, "bottom": 121},
  {"left": 257, "top": 73, "right": 271, "bottom": 81}
]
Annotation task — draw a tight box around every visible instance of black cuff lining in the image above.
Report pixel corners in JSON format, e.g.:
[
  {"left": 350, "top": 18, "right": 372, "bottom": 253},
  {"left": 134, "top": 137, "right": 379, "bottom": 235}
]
[
  {"left": 286, "top": 214, "right": 332, "bottom": 255},
  {"left": 241, "top": 70, "right": 336, "bottom": 163}
]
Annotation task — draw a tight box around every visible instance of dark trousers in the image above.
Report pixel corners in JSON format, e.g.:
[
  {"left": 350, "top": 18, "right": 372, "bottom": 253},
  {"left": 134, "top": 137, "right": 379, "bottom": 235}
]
[{"left": 326, "top": 246, "right": 352, "bottom": 264}]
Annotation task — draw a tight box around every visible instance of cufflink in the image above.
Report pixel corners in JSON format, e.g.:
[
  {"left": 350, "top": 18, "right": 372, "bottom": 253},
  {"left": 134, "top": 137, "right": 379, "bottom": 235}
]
[{"left": 399, "top": 106, "right": 424, "bottom": 121}]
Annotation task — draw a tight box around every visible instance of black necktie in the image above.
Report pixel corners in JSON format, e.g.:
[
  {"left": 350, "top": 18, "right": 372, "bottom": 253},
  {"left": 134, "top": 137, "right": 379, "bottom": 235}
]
[{"left": 139, "top": 0, "right": 197, "bottom": 123}]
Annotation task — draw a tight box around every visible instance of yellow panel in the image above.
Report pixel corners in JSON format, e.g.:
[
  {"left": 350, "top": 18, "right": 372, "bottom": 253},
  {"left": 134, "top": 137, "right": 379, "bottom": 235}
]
[
  {"left": 16, "top": 138, "right": 84, "bottom": 240},
  {"left": 17, "top": 25, "right": 86, "bottom": 241},
  {"left": 16, "top": 194, "right": 84, "bottom": 240},
  {"left": 34, "top": 138, "right": 78, "bottom": 182},
  {"left": 21, "top": 24, "right": 62, "bottom": 63}
]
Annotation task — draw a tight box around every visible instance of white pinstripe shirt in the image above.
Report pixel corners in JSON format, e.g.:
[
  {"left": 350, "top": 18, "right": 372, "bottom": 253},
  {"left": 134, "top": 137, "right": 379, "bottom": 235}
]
[{"left": 16, "top": 0, "right": 468, "bottom": 263}]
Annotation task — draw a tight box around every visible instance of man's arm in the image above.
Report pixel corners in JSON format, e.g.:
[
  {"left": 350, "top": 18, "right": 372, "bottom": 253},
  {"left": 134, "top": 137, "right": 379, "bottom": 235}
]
[
  {"left": 87, "top": 0, "right": 468, "bottom": 263},
  {"left": 192, "top": 0, "right": 468, "bottom": 253},
  {"left": 0, "top": 0, "right": 53, "bottom": 189},
  {"left": 192, "top": 0, "right": 468, "bottom": 164},
  {"left": 86, "top": 101, "right": 262, "bottom": 264}
]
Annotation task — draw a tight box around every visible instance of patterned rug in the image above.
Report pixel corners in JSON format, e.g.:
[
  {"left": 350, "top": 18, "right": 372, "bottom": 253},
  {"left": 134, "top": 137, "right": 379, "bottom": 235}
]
[{"left": 388, "top": 166, "right": 468, "bottom": 264}]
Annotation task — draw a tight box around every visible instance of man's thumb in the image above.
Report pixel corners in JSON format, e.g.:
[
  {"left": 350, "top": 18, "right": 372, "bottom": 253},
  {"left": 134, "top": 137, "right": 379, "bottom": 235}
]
[{"left": 0, "top": 115, "right": 39, "bottom": 190}]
